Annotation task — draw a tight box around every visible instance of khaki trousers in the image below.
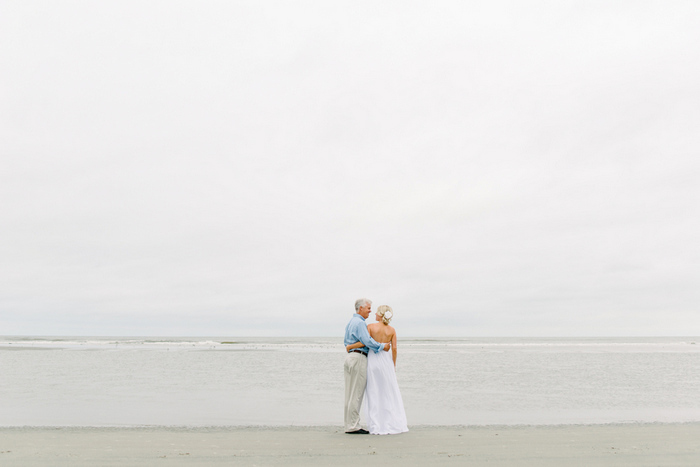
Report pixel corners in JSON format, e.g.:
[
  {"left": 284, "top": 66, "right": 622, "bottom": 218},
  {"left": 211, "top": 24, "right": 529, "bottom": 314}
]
[{"left": 343, "top": 352, "right": 368, "bottom": 432}]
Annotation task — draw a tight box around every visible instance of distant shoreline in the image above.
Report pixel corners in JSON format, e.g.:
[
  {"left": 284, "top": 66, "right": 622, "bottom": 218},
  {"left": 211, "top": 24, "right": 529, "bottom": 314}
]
[{"left": 4, "top": 336, "right": 700, "bottom": 427}]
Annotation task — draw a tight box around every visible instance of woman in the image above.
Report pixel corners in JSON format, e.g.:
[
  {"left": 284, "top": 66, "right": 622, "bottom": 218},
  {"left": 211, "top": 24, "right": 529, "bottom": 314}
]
[{"left": 346, "top": 305, "right": 408, "bottom": 435}]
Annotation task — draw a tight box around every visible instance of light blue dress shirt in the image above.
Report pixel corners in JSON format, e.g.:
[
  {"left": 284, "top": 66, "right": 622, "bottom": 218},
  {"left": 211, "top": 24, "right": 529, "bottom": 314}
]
[{"left": 344, "top": 313, "right": 384, "bottom": 354}]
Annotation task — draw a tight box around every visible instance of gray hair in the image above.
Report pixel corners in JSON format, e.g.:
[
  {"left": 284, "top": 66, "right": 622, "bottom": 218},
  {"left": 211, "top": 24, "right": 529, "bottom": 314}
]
[{"left": 355, "top": 298, "right": 372, "bottom": 312}]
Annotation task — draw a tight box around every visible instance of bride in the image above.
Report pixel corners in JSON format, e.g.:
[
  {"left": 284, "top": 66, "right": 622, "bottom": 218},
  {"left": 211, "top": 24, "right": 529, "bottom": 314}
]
[{"left": 346, "top": 305, "right": 408, "bottom": 435}]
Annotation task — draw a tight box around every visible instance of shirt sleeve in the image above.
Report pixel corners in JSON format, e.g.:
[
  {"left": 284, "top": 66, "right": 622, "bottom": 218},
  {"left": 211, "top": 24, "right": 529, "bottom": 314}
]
[{"left": 355, "top": 323, "right": 384, "bottom": 353}]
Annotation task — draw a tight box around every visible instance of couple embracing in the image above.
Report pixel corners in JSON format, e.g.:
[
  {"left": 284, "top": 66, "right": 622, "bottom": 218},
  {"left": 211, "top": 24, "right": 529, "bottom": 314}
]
[{"left": 343, "top": 298, "right": 408, "bottom": 435}]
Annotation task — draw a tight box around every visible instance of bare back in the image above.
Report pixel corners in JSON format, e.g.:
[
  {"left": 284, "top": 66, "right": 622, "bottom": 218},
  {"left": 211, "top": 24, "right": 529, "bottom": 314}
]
[
  {"left": 368, "top": 322, "right": 399, "bottom": 366},
  {"left": 368, "top": 323, "right": 395, "bottom": 344}
]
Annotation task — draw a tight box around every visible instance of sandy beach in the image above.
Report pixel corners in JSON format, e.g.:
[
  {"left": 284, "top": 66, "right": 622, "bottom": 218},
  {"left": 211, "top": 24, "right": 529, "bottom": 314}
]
[{"left": 1, "top": 423, "right": 699, "bottom": 466}]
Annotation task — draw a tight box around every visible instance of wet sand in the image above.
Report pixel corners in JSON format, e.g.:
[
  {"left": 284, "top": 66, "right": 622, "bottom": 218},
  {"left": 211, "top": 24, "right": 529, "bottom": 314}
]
[{"left": 1, "top": 423, "right": 699, "bottom": 466}]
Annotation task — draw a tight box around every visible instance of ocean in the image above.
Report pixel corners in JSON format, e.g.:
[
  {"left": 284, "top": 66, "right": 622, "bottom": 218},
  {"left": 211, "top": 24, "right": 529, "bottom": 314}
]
[{"left": 1, "top": 336, "right": 699, "bottom": 427}]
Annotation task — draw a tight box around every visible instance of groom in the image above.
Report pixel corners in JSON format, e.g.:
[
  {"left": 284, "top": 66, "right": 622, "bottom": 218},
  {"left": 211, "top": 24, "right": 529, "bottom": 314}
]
[{"left": 344, "top": 298, "right": 390, "bottom": 434}]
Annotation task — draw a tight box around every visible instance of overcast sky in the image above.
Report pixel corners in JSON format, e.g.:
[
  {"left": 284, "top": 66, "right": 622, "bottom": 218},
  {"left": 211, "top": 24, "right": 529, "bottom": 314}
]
[{"left": 1, "top": 1, "right": 698, "bottom": 336}]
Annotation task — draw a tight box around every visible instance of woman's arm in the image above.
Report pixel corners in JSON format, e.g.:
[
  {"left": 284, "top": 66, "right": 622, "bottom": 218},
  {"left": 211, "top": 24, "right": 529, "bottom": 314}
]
[
  {"left": 346, "top": 341, "right": 363, "bottom": 352},
  {"left": 391, "top": 331, "right": 398, "bottom": 367}
]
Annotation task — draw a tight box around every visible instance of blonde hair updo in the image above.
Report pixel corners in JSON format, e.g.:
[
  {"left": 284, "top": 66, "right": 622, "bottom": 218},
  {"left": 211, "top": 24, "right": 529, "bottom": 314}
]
[{"left": 376, "top": 305, "right": 394, "bottom": 325}]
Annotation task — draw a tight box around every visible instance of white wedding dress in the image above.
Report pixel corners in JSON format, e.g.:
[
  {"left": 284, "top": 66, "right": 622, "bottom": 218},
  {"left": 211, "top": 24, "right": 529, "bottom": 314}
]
[{"left": 364, "top": 346, "right": 409, "bottom": 435}]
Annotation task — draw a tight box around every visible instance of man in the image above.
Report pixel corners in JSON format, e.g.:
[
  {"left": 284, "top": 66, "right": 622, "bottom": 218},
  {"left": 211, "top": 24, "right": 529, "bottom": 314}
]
[{"left": 344, "top": 298, "right": 391, "bottom": 434}]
